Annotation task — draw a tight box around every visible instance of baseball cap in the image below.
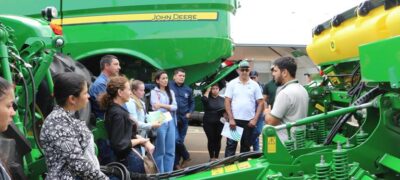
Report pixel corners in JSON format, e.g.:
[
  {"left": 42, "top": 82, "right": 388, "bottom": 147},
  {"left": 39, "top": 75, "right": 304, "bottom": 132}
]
[
  {"left": 238, "top": 60, "right": 250, "bottom": 68},
  {"left": 249, "top": 70, "right": 258, "bottom": 77}
]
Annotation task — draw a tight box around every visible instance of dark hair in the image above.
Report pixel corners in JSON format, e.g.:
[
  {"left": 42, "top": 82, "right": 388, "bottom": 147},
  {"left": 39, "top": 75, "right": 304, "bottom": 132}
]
[
  {"left": 211, "top": 83, "right": 220, "bottom": 88},
  {"left": 98, "top": 76, "right": 129, "bottom": 109},
  {"left": 174, "top": 68, "right": 185, "bottom": 75},
  {"left": 273, "top": 56, "right": 297, "bottom": 78},
  {"left": 154, "top": 70, "right": 173, "bottom": 104},
  {"left": 53, "top": 72, "right": 86, "bottom": 106},
  {"left": 0, "top": 77, "right": 12, "bottom": 100},
  {"left": 249, "top": 70, "right": 258, "bottom": 77},
  {"left": 100, "top": 55, "right": 118, "bottom": 70},
  {"left": 0, "top": 78, "right": 12, "bottom": 177}
]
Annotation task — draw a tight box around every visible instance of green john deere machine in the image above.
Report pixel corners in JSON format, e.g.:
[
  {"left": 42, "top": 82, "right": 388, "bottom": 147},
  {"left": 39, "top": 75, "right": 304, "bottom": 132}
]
[
  {"left": 2, "top": 0, "right": 240, "bottom": 118},
  {"left": 0, "top": 14, "right": 64, "bottom": 179},
  {"left": 1, "top": 0, "right": 239, "bottom": 86},
  {"left": 4, "top": 0, "right": 400, "bottom": 179},
  {"left": 159, "top": 0, "right": 400, "bottom": 179},
  {"left": 0, "top": 1, "right": 238, "bottom": 179}
]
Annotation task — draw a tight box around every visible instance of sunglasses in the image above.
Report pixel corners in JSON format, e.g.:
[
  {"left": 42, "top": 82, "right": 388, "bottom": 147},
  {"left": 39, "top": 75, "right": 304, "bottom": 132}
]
[{"left": 240, "top": 68, "right": 249, "bottom": 72}]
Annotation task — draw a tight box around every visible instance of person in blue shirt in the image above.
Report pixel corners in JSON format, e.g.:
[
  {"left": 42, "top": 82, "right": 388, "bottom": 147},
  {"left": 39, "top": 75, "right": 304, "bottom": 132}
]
[
  {"left": 126, "top": 80, "right": 161, "bottom": 141},
  {"left": 170, "top": 68, "right": 194, "bottom": 169},
  {"left": 89, "top": 54, "right": 121, "bottom": 120},
  {"left": 88, "top": 55, "right": 121, "bottom": 165}
]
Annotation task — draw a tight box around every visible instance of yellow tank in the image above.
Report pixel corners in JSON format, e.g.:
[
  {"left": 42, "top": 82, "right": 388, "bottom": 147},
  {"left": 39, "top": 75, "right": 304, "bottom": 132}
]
[{"left": 307, "top": 5, "right": 400, "bottom": 65}]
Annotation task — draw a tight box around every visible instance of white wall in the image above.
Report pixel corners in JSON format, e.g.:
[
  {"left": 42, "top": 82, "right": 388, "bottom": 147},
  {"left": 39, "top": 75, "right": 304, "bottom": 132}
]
[{"left": 250, "top": 56, "right": 319, "bottom": 85}]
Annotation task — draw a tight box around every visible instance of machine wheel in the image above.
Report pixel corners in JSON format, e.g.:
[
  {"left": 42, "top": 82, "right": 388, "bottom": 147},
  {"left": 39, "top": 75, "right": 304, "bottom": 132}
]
[{"left": 36, "top": 53, "right": 93, "bottom": 124}]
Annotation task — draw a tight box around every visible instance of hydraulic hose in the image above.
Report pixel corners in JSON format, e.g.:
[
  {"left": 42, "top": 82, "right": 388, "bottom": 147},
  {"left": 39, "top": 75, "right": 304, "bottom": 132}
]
[
  {"left": 101, "top": 162, "right": 130, "bottom": 180},
  {"left": 10, "top": 52, "right": 42, "bottom": 153},
  {"left": 26, "top": 65, "right": 42, "bottom": 153},
  {"left": 324, "top": 86, "right": 381, "bottom": 145},
  {"left": 101, "top": 162, "right": 152, "bottom": 180},
  {"left": 9, "top": 64, "right": 29, "bottom": 128}
]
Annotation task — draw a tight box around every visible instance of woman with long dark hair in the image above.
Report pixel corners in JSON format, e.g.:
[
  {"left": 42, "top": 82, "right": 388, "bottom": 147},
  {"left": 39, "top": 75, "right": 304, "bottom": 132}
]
[
  {"left": 99, "top": 76, "right": 154, "bottom": 173},
  {"left": 40, "top": 72, "right": 108, "bottom": 179},
  {"left": 150, "top": 71, "right": 177, "bottom": 173},
  {"left": 0, "top": 77, "right": 16, "bottom": 180}
]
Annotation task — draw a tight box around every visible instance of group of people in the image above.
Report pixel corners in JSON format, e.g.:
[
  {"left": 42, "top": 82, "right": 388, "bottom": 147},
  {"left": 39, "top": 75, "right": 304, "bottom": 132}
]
[
  {"left": 201, "top": 56, "right": 309, "bottom": 160},
  {"left": 0, "top": 54, "right": 309, "bottom": 179},
  {"left": 37, "top": 54, "right": 196, "bottom": 179},
  {"left": 87, "top": 55, "right": 195, "bottom": 174}
]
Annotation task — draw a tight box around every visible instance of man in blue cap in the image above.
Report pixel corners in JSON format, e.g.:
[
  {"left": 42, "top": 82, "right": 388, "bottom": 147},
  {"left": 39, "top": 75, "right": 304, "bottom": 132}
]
[{"left": 224, "top": 60, "right": 264, "bottom": 157}]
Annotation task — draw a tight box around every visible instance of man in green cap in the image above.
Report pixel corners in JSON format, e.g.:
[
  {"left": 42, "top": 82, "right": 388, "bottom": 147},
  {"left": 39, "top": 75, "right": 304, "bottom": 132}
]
[{"left": 224, "top": 60, "right": 264, "bottom": 157}]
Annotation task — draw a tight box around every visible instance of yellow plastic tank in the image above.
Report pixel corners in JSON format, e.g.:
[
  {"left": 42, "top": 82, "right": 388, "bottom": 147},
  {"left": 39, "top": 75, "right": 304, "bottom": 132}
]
[{"left": 307, "top": 5, "right": 400, "bottom": 65}]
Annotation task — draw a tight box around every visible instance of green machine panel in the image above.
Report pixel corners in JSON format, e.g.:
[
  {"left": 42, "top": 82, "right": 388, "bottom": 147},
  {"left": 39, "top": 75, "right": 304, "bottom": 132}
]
[{"left": 360, "top": 36, "right": 400, "bottom": 88}]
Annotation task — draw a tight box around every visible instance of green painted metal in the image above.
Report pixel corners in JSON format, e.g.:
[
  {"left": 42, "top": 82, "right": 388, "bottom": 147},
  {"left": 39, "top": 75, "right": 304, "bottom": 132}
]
[
  {"left": 0, "top": 1, "right": 238, "bottom": 178},
  {"left": 92, "top": 120, "right": 109, "bottom": 141},
  {"left": 204, "top": 63, "right": 238, "bottom": 89},
  {"left": 330, "top": 90, "right": 352, "bottom": 104},
  {"left": 318, "top": 57, "right": 359, "bottom": 67},
  {"left": 378, "top": 153, "right": 400, "bottom": 173},
  {"left": 332, "top": 145, "right": 349, "bottom": 180},
  {"left": 360, "top": 36, "right": 400, "bottom": 88},
  {"left": 175, "top": 2, "right": 400, "bottom": 180},
  {"left": 0, "top": 28, "right": 12, "bottom": 82},
  {"left": 1, "top": 0, "right": 237, "bottom": 86},
  {"left": 262, "top": 126, "right": 293, "bottom": 164},
  {"left": 0, "top": 14, "right": 64, "bottom": 179},
  {"left": 274, "top": 101, "right": 374, "bottom": 131},
  {"left": 0, "top": 15, "right": 55, "bottom": 50},
  {"left": 315, "top": 155, "right": 331, "bottom": 179},
  {"left": 176, "top": 159, "right": 266, "bottom": 180},
  {"left": 2, "top": 1, "right": 400, "bottom": 179}
]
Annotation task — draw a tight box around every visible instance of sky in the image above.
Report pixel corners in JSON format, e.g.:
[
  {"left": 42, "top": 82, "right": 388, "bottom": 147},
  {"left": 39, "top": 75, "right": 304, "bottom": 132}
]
[{"left": 231, "top": 0, "right": 365, "bottom": 45}]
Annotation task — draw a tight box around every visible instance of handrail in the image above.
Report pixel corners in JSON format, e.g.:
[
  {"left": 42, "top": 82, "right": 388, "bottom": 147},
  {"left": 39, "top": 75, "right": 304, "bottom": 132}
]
[{"left": 273, "top": 101, "right": 375, "bottom": 131}]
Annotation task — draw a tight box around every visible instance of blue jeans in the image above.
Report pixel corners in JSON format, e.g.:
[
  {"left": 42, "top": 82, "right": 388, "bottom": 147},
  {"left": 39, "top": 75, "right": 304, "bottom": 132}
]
[
  {"left": 154, "top": 119, "right": 176, "bottom": 173},
  {"left": 121, "top": 148, "right": 145, "bottom": 173},
  {"left": 97, "top": 139, "right": 116, "bottom": 165},
  {"left": 174, "top": 115, "right": 190, "bottom": 167},
  {"left": 251, "top": 115, "right": 265, "bottom": 151}
]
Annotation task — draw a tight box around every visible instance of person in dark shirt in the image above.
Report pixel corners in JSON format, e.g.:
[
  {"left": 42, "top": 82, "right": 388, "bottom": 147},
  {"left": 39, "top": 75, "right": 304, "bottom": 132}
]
[
  {"left": 263, "top": 66, "right": 278, "bottom": 108},
  {"left": 201, "top": 84, "right": 225, "bottom": 161},
  {"left": 0, "top": 77, "right": 16, "bottom": 180},
  {"left": 170, "top": 68, "right": 194, "bottom": 169},
  {"left": 99, "top": 76, "right": 154, "bottom": 173}
]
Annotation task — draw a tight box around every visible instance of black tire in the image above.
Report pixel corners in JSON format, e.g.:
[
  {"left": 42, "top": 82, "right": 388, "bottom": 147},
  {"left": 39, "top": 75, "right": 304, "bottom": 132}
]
[{"left": 51, "top": 53, "right": 93, "bottom": 124}]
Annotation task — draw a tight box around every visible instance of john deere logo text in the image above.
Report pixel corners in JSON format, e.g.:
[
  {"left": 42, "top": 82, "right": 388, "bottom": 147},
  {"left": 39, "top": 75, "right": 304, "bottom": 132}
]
[{"left": 153, "top": 14, "right": 198, "bottom": 21}]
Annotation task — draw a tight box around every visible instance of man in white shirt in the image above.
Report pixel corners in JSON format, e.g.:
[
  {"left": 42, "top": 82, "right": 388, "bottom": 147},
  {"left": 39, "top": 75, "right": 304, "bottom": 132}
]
[
  {"left": 224, "top": 60, "right": 264, "bottom": 157},
  {"left": 264, "top": 57, "right": 309, "bottom": 141}
]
